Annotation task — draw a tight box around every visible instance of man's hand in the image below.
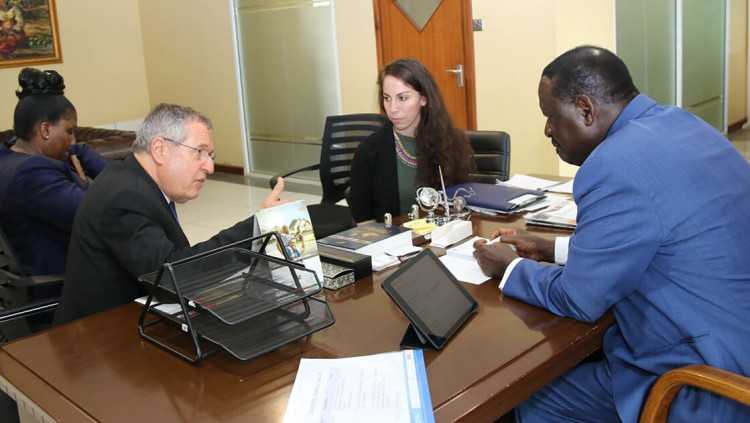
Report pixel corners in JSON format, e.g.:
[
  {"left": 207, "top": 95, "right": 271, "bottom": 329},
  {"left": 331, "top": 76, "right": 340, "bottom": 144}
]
[
  {"left": 473, "top": 238, "right": 518, "bottom": 278},
  {"left": 491, "top": 228, "right": 555, "bottom": 262},
  {"left": 261, "top": 177, "right": 286, "bottom": 209}
]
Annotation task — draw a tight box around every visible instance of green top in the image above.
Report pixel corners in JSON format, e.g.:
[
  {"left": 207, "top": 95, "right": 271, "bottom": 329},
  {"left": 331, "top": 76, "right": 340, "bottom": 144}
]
[{"left": 395, "top": 133, "right": 417, "bottom": 215}]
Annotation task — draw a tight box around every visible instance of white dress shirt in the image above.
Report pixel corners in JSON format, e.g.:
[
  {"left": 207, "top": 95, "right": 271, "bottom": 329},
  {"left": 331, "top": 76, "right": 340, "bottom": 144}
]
[{"left": 499, "top": 236, "right": 570, "bottom": 291}]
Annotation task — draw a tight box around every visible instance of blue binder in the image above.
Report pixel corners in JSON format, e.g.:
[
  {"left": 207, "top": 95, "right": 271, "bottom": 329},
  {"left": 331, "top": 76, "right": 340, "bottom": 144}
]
[{"left": 445, "top": 182, "right": 545, "bottom": 212}]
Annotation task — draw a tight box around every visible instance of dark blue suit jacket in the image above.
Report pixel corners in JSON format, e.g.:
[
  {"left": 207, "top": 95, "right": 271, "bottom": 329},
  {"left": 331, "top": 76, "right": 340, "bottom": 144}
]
[
  {"left": 0, "top": 144, "right": 106, "bottom": 275},
  {"left": 504, "top": 95, "right": 750, "bottom": 422}
]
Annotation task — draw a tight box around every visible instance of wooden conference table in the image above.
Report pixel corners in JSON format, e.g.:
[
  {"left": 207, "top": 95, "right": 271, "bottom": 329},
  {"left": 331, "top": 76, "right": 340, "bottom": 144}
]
[{"left": 0, "top": 214, "right": 613, "bottom": 423}]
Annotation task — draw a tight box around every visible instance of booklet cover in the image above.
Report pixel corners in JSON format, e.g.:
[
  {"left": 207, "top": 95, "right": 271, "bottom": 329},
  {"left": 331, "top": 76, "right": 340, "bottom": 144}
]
[
  {"left": 255, "top": 200, "right": 323, "bottom": 282},
  {"left": 318, "top": 221, "right": 412, "bottom": 256}
]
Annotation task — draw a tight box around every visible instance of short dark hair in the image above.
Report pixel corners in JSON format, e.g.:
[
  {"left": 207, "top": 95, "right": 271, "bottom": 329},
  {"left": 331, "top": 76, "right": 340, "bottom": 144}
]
[
  {"left": 13, "top": 68, "right": 75, "bottom": 141},
  {"left": 542, "top": 45, "right": 639, "bottom": 104}
]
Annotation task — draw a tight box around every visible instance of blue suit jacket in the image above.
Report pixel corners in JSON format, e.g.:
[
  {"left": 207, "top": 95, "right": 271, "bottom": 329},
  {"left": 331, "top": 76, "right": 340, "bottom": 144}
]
[
  {"left": 504, "top": 95, "right": 750, "bottom": 422},
  {"left": 0, "top": 144, "right": 106, "bottom": 275}
]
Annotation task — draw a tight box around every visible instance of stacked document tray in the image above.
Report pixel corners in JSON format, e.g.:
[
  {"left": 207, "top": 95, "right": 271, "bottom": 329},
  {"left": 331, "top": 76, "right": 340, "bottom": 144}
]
[{"left": 137, "top": 233, "right": 335, "bottom": 363}]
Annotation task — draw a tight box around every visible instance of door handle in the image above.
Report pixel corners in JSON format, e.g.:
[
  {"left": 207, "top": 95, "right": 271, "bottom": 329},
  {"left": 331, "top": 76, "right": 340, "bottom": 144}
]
[{"left": 445, "top": 64, "right": 464, "bottom": 88}]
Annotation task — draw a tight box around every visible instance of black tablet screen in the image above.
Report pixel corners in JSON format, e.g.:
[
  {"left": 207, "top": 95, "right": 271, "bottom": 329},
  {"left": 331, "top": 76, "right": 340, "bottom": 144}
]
[{"left": 384, "top": 251, "right": 477, "bottom": 348}]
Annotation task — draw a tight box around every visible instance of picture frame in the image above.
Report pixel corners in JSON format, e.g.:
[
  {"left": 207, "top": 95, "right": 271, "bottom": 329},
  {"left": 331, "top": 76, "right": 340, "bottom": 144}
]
[{"left": 0, "top": 0, "right": 61, "bottom": 69}]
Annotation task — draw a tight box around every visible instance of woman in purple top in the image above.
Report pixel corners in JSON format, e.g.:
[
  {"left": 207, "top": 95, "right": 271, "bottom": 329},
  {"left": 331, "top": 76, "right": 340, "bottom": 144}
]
[{"left": 0, "top": 68, "right": 106, "bottom": 275}]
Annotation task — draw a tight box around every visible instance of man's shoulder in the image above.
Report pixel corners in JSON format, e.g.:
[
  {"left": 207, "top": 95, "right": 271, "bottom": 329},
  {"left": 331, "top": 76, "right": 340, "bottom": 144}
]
[{"left": 80, "top": 160, "right": 160, "bottom": 213}]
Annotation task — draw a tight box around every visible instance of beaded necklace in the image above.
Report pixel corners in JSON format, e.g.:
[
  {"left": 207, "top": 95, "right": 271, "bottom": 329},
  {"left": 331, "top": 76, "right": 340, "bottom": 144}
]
[{"left": 393, "top": 130, "right": 417, "bottom": 168}]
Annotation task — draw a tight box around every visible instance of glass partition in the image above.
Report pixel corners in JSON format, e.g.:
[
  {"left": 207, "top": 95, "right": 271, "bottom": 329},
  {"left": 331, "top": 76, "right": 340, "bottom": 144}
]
[
  {"left": 682, "top": 0, "right": 726, "bottom": 131},
  {"left": 616, "top": 0, "right": 676, "bottom": 105},
  {"left": 617, "top": 0, "right": 726, "bottom": 131},
  {"left": 235, "top": 0, "right": 341, "bottom": 179}
]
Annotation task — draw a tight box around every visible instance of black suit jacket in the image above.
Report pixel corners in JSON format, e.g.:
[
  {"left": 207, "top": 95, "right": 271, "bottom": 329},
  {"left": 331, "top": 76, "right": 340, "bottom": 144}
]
[
  {"left": 348, "top": 125, "right": 400, "bottom": 222},
  {"left": 57, "top": 154, "right": 255, "bottom": 323}
]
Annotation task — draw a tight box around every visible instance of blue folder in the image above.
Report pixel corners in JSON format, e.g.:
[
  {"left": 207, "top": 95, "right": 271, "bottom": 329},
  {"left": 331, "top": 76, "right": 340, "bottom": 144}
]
[{"left": 445, "top": 182, "right": 545, "bottom": 212}]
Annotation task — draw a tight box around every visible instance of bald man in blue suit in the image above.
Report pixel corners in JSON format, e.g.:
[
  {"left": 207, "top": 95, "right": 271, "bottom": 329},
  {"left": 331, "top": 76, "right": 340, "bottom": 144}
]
[{"left": 474, "top": 46, "right": 750, "bottom": 422}]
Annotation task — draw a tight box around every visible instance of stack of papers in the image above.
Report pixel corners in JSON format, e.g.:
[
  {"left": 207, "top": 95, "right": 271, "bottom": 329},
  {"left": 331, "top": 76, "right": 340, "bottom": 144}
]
[
  {"left": 524, "top": 197, "right": 577, "bottom": 229},
  {"left": 502, "top": 174, "right": 573, "bottom": 194},
  {"left": 373, "top": 244, "right": 423, "bottom": 271},
  {"left": 283, "top": 350, "right": 434, "bottom": 423}
]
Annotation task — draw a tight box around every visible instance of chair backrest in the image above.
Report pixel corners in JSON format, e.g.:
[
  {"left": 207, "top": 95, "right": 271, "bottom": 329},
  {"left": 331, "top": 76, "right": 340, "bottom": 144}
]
[
  {"left": 0, "top": 228, "right": 24, "bottom": 280},
  {"left": 319, "top": 113, "right": 387, "bottom": 204},
  {"left": 466, "top": 130, "right": 511, "bottom": 183},
  {"left": 0, "top": 228, "right": 61, "bottom": 342},
  {"left": 0, "top": 227, "right": 63, "bottom": 305}
]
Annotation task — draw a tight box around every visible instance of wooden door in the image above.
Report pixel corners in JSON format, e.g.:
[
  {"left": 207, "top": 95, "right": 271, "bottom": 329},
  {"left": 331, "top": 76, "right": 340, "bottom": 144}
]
[{"left": 374, "top": 0, "right": 477, "bottom": 129}]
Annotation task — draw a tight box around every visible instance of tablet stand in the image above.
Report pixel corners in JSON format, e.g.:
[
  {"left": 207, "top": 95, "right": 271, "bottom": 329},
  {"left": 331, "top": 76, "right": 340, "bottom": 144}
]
[
  {"left": 137, "top": 232, "right": 335, "bottom": 363},
  {"left": 400, "top": 324, "right": 433, "bottom": 350}
]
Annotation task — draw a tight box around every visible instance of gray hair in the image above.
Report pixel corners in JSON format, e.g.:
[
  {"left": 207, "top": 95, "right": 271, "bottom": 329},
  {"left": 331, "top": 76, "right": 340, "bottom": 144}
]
[{"left": 132, "top": 103, "right": 213, "bottom": 152}]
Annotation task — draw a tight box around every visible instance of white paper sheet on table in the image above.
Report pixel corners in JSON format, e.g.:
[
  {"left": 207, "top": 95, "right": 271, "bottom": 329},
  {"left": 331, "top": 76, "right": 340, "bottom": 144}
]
[
  {"left": 501, "top": 174, "right": 559, "bottom": 191},
  {"left": 501, "top": 174, "right": 573, "bottom": 194},
  {"left": 545, "top": 179, "right": 573, "bottom": 194},
  {"left": 282, "top": 350, "right": 435, "bottom": 423},
  {"left": 438, "top": 236, "right": 498, "bottom": 285}
]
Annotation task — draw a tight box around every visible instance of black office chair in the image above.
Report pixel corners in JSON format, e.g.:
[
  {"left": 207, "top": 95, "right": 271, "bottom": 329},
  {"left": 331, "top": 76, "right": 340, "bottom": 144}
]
[
  {"left": 0, "top": 229, "right": 62, "bottom": 342},
  {"left": 270, "top": 114, "right": 387, "bottom": 238},
  {"left": 466, "top": 130, "right": 511, "bottom": 183}
]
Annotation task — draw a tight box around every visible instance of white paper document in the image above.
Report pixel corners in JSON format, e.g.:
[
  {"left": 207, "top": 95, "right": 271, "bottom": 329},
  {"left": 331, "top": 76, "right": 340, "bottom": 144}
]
[
  {"left": 525, "top": 197, "right": 577, "bottom": 229},
  {"left": 371, "top": 253, "right": 400, "bottom": 271},
  {"left": 438, "top": 236, "right": 496, "bottom": 285},
  {"left": 501, "top": 174, "right": 574, "bottom": 194},
  {"left": 502, "top": 174, "right": 559, "bottom": 191},
  {"left": 134, "top": 296, "right": 183, "bottom": 315},
  {"left": 283, "top": 350, "right": 435, "bottom": 423},
  {"left": 545, "top": 179, "right": 573, "bottom": 194}
]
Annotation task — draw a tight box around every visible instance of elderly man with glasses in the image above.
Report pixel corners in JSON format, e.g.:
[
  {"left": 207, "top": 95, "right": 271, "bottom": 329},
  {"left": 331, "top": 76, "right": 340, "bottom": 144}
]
[{"left": 56, "top": 103, "right": 285, "bottom": 323}]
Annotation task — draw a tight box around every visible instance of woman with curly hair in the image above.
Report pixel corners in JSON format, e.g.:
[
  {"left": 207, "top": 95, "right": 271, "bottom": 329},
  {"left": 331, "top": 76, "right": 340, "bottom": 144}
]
[{"left": 348, "top": 58, "right": 474, "bottom": 222}]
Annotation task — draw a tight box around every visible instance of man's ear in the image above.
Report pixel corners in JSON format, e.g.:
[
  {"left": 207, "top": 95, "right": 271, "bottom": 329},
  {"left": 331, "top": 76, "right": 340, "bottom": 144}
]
[
  {"left": 150, "top": 137, "right": 168, "bottom": 165},
  {"left": 575, "top": 95, "right": 595, "bottom": 126}
]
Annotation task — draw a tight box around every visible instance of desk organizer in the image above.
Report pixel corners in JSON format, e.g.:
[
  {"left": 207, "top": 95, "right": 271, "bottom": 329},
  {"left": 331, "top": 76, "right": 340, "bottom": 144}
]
[{"left": 137, "top": 233, "right": 335, "bottom": 363}]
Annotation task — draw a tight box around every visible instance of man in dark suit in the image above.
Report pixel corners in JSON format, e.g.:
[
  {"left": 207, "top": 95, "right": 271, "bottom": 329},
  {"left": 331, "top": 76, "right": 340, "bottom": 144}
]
[
  {"left": 57, "top": 103, "right": 285, "bottom": 323},
  {"left": 474, "top": 46, "right": 750, "bottom": 422}
]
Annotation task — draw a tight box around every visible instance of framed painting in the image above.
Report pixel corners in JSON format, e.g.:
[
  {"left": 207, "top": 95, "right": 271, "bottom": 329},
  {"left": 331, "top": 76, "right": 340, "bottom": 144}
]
[{"left": 0, "top": 0, "right": 61, "bottom": 69}]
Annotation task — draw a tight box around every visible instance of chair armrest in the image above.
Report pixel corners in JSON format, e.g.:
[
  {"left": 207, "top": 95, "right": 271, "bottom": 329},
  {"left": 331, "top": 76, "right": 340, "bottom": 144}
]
[
  {"left": 0, "top": 298, "right": 59, "bottom": 323},
  {"left": 0, "top": 269, "right": 64, "bottom": 288},
  {"left": 28, "top": 274, "right": 65, "bottom": 286},
  {"left": 640, "top": 365, "right": 750, "bottom": 423},
  {"left": 269, "top": 163, "right": 321, "bottom": 188}
]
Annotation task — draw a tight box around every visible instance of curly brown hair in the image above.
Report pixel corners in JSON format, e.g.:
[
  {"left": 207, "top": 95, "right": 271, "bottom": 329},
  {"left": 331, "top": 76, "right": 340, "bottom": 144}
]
[{"left": 379, "top": 59, "right": 474, "bottom": 188}]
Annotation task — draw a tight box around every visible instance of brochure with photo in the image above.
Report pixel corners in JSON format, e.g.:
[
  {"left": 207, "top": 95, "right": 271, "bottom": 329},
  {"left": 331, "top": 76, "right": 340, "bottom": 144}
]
[{"left": 255, "top": 200, "right": 323, "bottom": 283}]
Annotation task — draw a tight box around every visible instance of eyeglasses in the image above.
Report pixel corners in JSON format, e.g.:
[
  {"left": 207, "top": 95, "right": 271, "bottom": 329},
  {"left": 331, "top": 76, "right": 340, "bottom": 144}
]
[{"left": 162, "top": 137, "right": 216, "bottom": 162}]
